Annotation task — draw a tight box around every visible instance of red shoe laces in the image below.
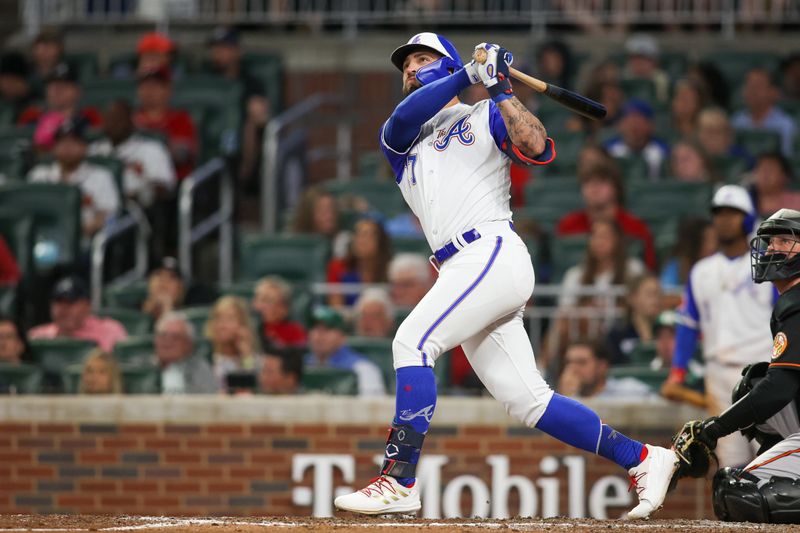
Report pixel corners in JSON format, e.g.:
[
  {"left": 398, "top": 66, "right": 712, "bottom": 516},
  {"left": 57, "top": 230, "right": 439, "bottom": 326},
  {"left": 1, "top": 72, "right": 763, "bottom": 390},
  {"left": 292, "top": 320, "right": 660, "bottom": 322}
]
[
  {"left": 628, "top": 472, "right": 646, "bottom": 496},
  {"left": 360, "top": 476, "right": 398, "bottom": 497}
]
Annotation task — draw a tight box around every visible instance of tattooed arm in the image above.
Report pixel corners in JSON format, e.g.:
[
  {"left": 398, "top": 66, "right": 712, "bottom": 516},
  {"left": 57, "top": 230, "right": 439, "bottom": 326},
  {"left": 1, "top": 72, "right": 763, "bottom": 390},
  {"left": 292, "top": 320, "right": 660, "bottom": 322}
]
[{"left": 496, "top": 97, "right": 548, "bottom": 158}]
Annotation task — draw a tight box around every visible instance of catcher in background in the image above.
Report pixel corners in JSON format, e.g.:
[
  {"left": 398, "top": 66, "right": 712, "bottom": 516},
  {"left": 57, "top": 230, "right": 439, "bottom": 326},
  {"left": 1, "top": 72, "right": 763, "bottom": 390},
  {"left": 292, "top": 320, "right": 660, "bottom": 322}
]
[{"left": 671, "top": 208, "right": 800, "bottom": 524}]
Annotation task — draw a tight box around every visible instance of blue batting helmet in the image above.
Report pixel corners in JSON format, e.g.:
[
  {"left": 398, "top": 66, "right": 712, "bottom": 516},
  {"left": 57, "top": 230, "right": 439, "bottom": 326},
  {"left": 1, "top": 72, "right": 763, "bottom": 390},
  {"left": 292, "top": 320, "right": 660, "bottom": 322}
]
[{"left": 390, "top": 33, "right": 462, "bottom": 85}]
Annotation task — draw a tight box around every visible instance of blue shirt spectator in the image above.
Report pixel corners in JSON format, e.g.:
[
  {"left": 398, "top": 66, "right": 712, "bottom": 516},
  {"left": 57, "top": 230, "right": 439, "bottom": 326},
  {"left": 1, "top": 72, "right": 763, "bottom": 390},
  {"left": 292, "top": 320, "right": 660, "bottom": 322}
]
[
  {"left": 731, "top": 68, "right": 797, "bottom": 157},
  {"left": 605, "top": 99, "right": 670, "bottom": 180},
  {"left": 304, "top": 306, "right": 386, "bottom": 396}
]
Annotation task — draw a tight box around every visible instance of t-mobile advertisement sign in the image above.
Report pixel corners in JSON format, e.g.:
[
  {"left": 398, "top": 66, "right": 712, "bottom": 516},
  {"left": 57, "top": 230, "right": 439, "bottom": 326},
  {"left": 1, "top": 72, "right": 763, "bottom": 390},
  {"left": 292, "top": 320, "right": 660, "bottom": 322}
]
[{"left": 292, "top": 454, "right": 631, "bottom": 518}]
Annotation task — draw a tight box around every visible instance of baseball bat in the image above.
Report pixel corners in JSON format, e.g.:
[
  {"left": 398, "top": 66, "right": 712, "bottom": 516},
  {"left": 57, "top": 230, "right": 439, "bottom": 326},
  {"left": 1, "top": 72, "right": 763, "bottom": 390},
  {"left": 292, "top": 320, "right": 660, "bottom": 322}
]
[{"left": 472, "top": 48, "right": 607, "bottom": 121}]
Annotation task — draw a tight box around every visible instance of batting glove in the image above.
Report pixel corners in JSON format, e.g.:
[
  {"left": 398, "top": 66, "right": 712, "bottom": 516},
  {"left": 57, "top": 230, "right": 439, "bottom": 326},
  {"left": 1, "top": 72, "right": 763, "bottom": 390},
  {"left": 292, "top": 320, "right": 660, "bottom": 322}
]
[
  {"left": 462, "top": 60, "right": 482, "bottom": 85},
  {"left": 474, "top": 43, "right": 514, "bottom": 103}
]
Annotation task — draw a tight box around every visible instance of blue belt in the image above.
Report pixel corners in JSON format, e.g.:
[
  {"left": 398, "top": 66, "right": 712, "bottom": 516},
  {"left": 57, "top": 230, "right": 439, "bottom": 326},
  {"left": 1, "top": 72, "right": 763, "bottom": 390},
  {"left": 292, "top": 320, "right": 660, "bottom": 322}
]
[{"left": 433, "top": 222, "right": 515, "bottom": 265}]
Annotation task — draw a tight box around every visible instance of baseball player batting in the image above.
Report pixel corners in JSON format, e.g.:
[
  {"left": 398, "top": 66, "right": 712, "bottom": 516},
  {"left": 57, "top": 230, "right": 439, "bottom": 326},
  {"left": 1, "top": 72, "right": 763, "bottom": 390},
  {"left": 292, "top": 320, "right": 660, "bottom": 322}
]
[
  {"left": 334, "top": 33, "right": 678, "bottom": 519},
  {"left": 669, "top": 209, "right": 800, "bottom": 523}
]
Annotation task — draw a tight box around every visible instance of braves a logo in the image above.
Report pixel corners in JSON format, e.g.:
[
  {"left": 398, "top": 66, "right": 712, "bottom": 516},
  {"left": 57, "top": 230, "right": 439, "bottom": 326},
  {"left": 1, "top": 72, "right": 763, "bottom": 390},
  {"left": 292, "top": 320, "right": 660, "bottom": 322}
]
[
  {"left": 433, "top": 115, "right": 475, "bottom": 152},
  {"left": 398, "top": 404, "right": 434, "bottom": 423}
]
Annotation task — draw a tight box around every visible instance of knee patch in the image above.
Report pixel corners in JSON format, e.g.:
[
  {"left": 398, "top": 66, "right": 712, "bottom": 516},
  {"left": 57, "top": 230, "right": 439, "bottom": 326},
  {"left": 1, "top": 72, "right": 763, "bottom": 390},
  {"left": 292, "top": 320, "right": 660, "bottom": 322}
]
[{"left": 713, "top": 467, "right": 769, "bottom": 523}]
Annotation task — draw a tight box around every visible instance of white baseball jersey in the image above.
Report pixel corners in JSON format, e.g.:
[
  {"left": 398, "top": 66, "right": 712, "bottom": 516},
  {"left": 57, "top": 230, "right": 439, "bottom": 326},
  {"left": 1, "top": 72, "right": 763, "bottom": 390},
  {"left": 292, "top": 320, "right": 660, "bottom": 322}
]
[
  {"left": 89, "top": 134, "right": 176, "bottom": 207},
  {"left": 28, "top": 161, "right": 121, "bottom": 229},
  {"left": 380, "top": 99, "right": 553, "bottom": 252},
  {"left": 681, "top": 251, "right": 776, "bottom": 365}
]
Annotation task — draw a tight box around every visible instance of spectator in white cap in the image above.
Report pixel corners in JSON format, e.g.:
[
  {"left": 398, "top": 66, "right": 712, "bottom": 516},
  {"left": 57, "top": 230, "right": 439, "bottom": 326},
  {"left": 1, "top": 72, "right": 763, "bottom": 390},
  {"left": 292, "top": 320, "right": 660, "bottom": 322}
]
[
  {"left": 354, "top": 288, "right": 395, "bottom": 338},
  {"left": 623, "top": 34, "right": 669, "bottom": 103}
]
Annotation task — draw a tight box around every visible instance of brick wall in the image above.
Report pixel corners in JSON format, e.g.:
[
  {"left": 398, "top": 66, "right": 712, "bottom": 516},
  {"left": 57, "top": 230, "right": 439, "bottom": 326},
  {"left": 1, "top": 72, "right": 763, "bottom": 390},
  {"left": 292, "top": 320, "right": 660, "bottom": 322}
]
[{"left": 0, "top": 419, "right": 712, "bottom": 518}]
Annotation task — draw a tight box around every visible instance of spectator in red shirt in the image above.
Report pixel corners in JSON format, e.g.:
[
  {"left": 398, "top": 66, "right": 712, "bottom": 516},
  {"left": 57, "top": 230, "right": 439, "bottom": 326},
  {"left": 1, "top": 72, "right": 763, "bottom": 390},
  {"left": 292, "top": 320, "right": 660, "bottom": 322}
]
[
  {"left": 557, "top": 162, "right": 656, "bottom": 270},
  {"left": 0, "top": 237, "right": 20, "bottom": 286},
  {"left": 18, "top": 62, "right": 102, "bottom": 151},
  {"left": 251, "top": 276, "right": 307, "bottom": 350},
  {"left": 134, "top": 66, "right": 197, "bottom": 179},
  {"left": 136, "top": 32, "right": 176, "bottom": 77},
  {"left": 28, "top": 276, "right": 128, "bottom": 352}
]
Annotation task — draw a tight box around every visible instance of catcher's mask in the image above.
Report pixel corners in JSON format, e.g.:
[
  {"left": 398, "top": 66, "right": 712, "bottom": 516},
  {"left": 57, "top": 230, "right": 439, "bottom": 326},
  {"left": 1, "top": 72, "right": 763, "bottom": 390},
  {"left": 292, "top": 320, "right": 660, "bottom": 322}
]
[{"left": 750, "top": 208, "right": 800, "bottom": 283}]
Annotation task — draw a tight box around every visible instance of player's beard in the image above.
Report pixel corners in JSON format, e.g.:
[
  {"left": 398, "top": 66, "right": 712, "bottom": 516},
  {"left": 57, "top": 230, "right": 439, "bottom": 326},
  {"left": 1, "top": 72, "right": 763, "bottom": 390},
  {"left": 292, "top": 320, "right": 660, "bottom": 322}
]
[{"left": 403, "top": 79, "right": 421, "bottom": 97}]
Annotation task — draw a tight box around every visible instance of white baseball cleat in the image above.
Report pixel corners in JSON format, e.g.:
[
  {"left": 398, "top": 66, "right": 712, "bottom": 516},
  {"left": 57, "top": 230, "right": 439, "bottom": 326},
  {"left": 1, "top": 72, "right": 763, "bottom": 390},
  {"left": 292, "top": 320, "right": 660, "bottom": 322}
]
[
  {"left": 334, "top": 475, "right": 421, "bottom": 515},
  {"left": 625, "top": 444, "right": 679, "bottom": 520}
]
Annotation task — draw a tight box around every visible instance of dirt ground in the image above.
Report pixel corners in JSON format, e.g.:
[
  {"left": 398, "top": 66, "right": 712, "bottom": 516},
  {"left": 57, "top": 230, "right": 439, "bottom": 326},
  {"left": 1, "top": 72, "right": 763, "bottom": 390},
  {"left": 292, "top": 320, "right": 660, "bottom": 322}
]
[{"left": 1, "top": 515, "right": 799, "bottom": 533}]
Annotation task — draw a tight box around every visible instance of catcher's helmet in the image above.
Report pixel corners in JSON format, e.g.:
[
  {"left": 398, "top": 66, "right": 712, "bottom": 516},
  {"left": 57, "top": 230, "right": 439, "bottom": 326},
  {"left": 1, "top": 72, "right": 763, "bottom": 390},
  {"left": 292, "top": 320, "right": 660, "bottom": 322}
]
[
  {"left": 750, "top": 208, "right": 800, "bottom": 283},
  {"left": 390, "top": 33, "right": 462, "bottom": 86}
]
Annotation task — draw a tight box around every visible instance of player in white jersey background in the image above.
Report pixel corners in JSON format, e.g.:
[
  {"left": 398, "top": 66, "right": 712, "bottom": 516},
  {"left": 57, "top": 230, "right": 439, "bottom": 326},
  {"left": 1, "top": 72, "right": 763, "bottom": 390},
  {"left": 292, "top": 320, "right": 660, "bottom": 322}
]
[
  {"left": 664, "top": 184, "right": 777, "bottom": 467},
  {"left": 334, "top": 32, "right": 679, "bottom": 520}
]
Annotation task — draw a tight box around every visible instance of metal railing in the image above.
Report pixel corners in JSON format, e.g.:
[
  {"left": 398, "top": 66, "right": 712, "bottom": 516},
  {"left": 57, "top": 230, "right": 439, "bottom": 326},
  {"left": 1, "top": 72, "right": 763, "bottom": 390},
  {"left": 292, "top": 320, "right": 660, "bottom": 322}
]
[
  {"left": 19, "top": 0, "right": 800, "bottom": 35},
  {"left": 261, "top": 93, "right": 352, "bottom": 233},
  {"left": 90, "top": 201, "right": 150, "bottom": 310},
  {"left": 309, "top": 281, "right": 628, "bottom": 362},
  {"left": 178, "top": 157, "right": 234, "bottom": 284}
]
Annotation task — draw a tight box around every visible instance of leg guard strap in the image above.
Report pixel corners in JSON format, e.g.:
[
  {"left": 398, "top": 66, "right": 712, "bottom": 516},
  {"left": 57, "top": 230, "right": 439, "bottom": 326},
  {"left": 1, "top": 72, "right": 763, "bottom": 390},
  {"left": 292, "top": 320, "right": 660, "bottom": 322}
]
[{"left": 381, "top": 423, "right": 425, "bottom": 479}]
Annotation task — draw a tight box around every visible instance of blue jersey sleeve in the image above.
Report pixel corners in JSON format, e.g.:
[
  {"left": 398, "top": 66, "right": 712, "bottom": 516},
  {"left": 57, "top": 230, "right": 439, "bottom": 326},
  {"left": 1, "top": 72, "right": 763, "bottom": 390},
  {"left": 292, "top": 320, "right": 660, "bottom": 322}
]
[
  {"left": 382, "top": 69, "right": 472, "bottom": 155},
  {"left": 487, "top": 101, "right": 556, "bottom": 166},
  {"left": 673, "top": 274, "right": 701, "bottom": 371}
]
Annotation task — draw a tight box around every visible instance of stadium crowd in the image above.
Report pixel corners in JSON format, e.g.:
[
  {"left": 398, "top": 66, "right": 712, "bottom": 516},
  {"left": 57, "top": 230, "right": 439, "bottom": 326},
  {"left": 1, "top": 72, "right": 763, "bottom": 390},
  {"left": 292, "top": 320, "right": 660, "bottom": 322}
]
[{"left": 0, "top": 26, "right": 799, "bottom": 403}]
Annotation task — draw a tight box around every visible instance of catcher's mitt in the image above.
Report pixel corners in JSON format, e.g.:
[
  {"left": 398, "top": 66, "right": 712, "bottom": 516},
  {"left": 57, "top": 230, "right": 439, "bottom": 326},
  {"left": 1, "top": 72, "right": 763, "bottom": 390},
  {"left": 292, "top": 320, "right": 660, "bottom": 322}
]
[{"left": 671, "top": 420, "right": 718, "bottom": 479}]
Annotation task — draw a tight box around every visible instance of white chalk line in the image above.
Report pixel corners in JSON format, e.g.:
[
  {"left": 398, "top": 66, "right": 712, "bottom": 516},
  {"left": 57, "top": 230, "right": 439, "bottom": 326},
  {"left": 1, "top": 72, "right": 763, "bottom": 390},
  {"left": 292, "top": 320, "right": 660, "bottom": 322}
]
[{"left": 0, "top": 517, "right": 768, "bottom": 532}]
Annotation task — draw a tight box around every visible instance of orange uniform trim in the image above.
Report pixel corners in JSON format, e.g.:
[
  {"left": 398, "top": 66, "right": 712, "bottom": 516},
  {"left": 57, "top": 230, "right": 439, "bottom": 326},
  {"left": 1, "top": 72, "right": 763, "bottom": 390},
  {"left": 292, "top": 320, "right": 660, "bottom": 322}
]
[
  {"left": 769, "top": 363, "right": 800, "bottom": 369},
  {"left": 745, "top": 448, "right": 800, "bottom": 472}
]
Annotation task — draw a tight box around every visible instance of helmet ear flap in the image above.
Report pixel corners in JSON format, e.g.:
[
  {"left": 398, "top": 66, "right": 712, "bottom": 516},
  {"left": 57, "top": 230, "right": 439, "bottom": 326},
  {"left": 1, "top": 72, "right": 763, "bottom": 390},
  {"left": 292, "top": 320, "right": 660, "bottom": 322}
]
[
  {"left": 415, "top": 56, "right": 460, "bottom": 86},
  {"left": 743, "top": 212, "right": 756, "bottom": 235}
]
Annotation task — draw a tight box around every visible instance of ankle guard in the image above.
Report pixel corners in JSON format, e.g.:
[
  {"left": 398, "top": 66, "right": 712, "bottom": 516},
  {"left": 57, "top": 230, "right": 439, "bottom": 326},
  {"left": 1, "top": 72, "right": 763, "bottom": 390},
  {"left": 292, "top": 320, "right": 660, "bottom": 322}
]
[{"left": 381, "top": 423, "right": 425, "bottom": 478}]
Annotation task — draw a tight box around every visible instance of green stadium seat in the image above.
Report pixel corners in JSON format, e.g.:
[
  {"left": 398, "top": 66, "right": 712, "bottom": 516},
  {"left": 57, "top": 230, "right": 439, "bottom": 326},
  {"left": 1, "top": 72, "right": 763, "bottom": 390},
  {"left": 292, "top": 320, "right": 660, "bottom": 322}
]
[
  {"left": 551, "top": 235, "right": 588, "bottom": 283},
  {"left": 614, "top": 155, "right": 650, "bottom": 181},
  {"left": 64, "top": 53, "right": 99, "bottom": 82},
  {"left": 302, "top": 367, "right": 358, "bottom": 395},
  {"left": 356, "top": 151, "right": 389, "bottom": 181},
  {"left": 735, "top": 129, "right": 782, "bottom": 158},
  {"left": 0, "top": 183, "right": 82, "bottom": 271},
  {"left": 705, "top": 51, "right": 781, "bottom": 88},
  {"left": 0, "top": 286, "right": 16, "bottom": 318},
  {"left": 108, "top": 52, "right": 193, "bottom": 80},
  {"left": 29, "top": 338, "right": 97, "bottom": 374},
  {"left": 0, "top": 363, "right": 44, "bottom": 394},
  {"left": 122, "top": 365, "right": 161, "bottom": 394},
  {"left": 96, "top": 307, "right": 152, "bottom": 336},
  {"left": 544, "top": 131, "right": 586, "bottom": 176},
  {"left": 104, "top": 282, "right": 148, "bottom": 310},
  {"left": 712, "top": 154, "right": 751, "bottom": 183},
  {"left": 181, "top": 306, "right": 213, "bottom": 337},
  {"left": 392, "top": 238, "right": 430, "bottom": 256},
  {"left": 608, "top": 366, "right": 669, "bottom": 392},
  {"left": 524, "top": 177, "right": 582, "bottom": 213},
  {"left": 324, "top": 181, "right": 407, "bottom": 217},
  {"left": 628, "top": 342, "right": 657, "bottom": 366},
  {"left": 628, "top": 181, "right": 712, "bottom": 219},
  {"left": 80, "top": 79, "right": 136, "bottom": 110},
  {"left": 513, "top": 205, "right": 566, "bottom": 234},
  {"left": 434, "top": 351, "right": 451, "bottom": 391},
  {"left": 661, "top": 52, "right": 689, "bottom": 80},
  {"left": 113, "top": 335, "right": 155, "bottom": 365},
  {"left": 239, "top": 234, "right": 330, "bottom": 283},
  {"left": 0, "top": 209, "right": 35, "bottom": 278},
  {"left": 620, "top": 78, "right": 657, "bottom": 103}
]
